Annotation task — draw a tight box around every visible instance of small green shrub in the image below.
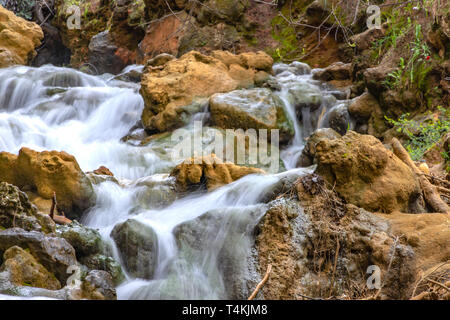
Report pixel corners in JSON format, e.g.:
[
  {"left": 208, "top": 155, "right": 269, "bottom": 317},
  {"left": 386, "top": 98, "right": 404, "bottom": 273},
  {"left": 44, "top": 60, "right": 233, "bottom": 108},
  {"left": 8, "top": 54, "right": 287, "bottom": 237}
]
[
  {"left": 386, "top": 107, "right": 450, "bottom": 161},
  {"left": 382, "top": 25, "right": 432, "bottom": 94},
  {"left": 371, "top": 11, "right": 412, "bottom": 62}
]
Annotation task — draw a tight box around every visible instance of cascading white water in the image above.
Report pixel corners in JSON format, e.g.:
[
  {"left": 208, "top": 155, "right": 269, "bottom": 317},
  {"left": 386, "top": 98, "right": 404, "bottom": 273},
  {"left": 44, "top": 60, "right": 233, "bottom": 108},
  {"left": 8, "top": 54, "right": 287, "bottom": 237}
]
[
  {"left": 0, "top": 65, "right": 174, "bottom": 179},
  {"left": 274, "top": 62, "right": 347, "bottom": 169},
  {"left": 0, "top": 62, "right": 348, "bottom": 300}
]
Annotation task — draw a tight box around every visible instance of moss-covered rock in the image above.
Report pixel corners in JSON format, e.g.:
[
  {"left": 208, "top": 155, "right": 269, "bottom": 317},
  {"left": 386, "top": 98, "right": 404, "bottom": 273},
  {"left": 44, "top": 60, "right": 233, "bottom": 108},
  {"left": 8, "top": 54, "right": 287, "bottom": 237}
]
[
  {"left": 55, "top": 221, "right": 103, "bottom": 259},
  {"left": 80, "top": 254, "right": 125, "bottom": 286},
  {"left": 0, "top": 228, "right": 77, "bottom": 284},
  {"left": 0, "top": 182, "right": 55, "bottom": 234},
  {"left": 0, "top": 246, "right": 61, "bottom": 290},
  {"left": 197, "top": 0, "right": 247, "bottom": 24}
]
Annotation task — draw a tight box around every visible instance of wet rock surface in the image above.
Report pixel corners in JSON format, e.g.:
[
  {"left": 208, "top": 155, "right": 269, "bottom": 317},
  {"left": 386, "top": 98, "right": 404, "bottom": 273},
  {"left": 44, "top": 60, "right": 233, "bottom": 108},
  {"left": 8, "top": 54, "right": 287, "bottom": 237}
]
[
  {"left": 55, "top": 221, "right": 103, "bottom": 259},
  {"left": 79, "top": 270, "right": 117, "bottom": 300},
  {"left": 173, "top": 205, "right": 266, "bottom": 299},
  {"left": 110, "top": 219, "right": 158, "bottom": 280},
  {"left": 209, "top": 88, "right": 294, "bottom": 143},
  {"left": 79, "top": 254, "right": 125, "bottom": 286}
]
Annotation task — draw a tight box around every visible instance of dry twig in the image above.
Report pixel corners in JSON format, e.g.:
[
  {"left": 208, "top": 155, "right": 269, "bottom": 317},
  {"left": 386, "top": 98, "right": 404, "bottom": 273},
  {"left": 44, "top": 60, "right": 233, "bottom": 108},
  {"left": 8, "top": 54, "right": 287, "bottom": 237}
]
[{"left": 248, "top": 264, "right": 272, "bottom": 300}]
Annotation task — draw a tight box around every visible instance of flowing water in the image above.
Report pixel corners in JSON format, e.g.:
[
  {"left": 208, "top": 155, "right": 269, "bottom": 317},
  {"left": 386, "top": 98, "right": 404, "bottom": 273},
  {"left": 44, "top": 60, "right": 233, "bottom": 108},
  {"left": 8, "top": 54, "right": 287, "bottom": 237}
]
[{"left": 0, "top": 62, "right": 349, "bottom": 299}]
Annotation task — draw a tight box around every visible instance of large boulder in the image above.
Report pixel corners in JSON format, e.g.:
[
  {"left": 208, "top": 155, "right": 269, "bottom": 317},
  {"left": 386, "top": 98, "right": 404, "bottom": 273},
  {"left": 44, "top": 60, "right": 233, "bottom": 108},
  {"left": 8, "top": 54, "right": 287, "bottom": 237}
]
[
  {"left": 0, "top": 246, "right": 61, "bottom": 290},
  {"left": 110, "top": 219, "right": 158, "bottom": 280},
  {"left": 0, "top": 147, "right": 95, "bottom": 220},
  {"left": 382, "top": 212, "right": 450, "bottom": 271},
  {"left": 209, "top": 88, "right": 294, "bottom": 143},
  {"left": 313, "top": 131, "right": 422, "bottom": 213},
  {"left": 348, "top": 92, "right": 380, "bottom": 121},
  {"left": 0, "top": 5, "right": 44, "bottom": 67},
  {"left": 140, "top": 50, "right": 274, "bottom": 134},
  {"left": 88, "top": 30, "right": 128, "bottom": 75},
  {"left": 254, "top": 175, "right": 417, "bottom": 300},
  {"left": 0, "top": 182, "right": 55, "bottom": 233},
  {"left": 0, "top": 228, "right": 77, "bottom": 283},
  {"left": 170, "top": 154, "right": 265, "bottom": 192}
]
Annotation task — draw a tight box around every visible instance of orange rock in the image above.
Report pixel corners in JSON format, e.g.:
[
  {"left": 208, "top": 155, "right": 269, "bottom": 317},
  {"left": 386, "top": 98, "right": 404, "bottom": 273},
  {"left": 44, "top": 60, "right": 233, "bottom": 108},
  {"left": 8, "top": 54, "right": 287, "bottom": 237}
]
[
  {"left": 377, "top": 212, "right": 450, "bottom": 271},
  {"left": 140, "top": 50, "right": 274, "bottom": 133},
  {"left": 138, "top": 13, "right": 188, "bottom": 62},
  {"left": 92, "top": 166, "right": 114, "bottom": 177},
  {"left": 171, "top": 154, "right": 265, "bottom": 191},
  {"left": 0, "top": 5, "right": 44, "bottom": 67},
  {"left": 0, "top": 147, "right": 94, "bottom": 220},
  {"left": 314, "top": 131, "right": 422, "bottom": 213}
]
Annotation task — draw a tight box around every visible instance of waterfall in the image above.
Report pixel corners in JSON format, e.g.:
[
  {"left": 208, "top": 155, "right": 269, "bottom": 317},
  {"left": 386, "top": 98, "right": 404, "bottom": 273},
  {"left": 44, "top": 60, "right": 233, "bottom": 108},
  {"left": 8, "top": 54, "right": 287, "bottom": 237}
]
[{"left": 0, "top": 62, "right": 348, "bottom": 299}]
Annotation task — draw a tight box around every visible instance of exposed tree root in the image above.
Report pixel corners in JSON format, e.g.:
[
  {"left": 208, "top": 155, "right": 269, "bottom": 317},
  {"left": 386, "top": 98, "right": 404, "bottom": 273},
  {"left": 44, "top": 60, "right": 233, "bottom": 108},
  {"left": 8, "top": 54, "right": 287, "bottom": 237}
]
[
  {"left": 391, "top": 138, "right": 450, "bottom": 214},
  {"left": 410, "top": 262, "right": 450, "bottom": 300}
]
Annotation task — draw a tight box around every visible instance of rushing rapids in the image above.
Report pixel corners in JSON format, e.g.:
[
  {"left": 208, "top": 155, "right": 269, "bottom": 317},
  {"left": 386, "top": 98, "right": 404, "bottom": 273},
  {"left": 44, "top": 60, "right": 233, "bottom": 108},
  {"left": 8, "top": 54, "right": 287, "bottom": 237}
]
[{"left": 0, "top": 62, "right": 351, "bottom": 299}]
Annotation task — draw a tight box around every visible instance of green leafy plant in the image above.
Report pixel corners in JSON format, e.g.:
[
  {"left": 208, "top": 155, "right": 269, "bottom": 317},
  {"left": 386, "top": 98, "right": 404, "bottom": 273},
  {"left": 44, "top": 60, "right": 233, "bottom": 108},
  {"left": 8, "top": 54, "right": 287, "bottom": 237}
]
[
  {"left": 383, "top": 57, "right": 405, "bottom": 89},
  {"left": 386, "top": 107, "right": 450, "bottom": 161},
  {"left": 371, "top": 11, "right": 412, "bottom": 62},
  {"left": 382, "top": 25, "right": 432, "bottom": 94}
]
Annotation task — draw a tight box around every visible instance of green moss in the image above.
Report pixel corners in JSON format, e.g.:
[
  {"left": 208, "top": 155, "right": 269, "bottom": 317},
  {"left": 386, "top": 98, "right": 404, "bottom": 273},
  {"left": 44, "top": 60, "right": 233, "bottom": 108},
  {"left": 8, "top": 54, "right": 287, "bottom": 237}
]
[
  {"left": 269, "top": 0, "right": 315, "bottom": 62},
  {"left": 270, "top": 16, "right": 299, "bottom": 62}
]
